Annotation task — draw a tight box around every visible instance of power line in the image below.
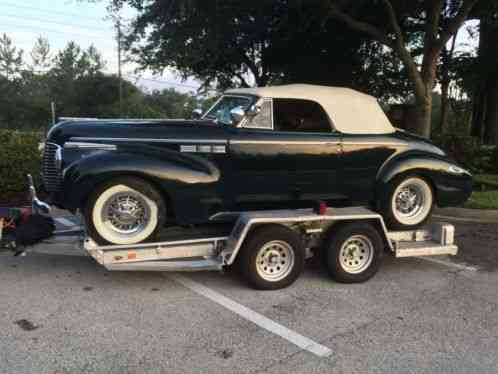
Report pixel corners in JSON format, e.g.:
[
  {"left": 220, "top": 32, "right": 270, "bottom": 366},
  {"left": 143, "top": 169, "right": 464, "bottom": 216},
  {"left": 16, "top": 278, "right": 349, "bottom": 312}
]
[
  {"left": 0, "top": 1, "right": 105, "bottom": 22},
  {"left": 0, "top": 13, "right": 111, "bottom": 32},
  {"left": 0, "top": 22, "right": 115, "bottom": 45}
]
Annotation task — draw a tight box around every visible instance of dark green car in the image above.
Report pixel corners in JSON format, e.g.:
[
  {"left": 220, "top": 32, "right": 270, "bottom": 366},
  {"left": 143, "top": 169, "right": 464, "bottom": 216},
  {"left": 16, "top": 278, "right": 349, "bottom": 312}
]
[{"left": 42, "top": 84, "right": 472, "bottom": 245}]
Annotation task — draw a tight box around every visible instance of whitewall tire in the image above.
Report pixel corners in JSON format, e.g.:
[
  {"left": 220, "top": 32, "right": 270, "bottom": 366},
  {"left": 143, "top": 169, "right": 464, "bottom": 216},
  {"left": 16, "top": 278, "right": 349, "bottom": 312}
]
[
  {"left": 85, "top": 177, "right": 166, "bottom": 245},
  {"left": 383, "top": 176, "right": 434, "bottom": 229}
]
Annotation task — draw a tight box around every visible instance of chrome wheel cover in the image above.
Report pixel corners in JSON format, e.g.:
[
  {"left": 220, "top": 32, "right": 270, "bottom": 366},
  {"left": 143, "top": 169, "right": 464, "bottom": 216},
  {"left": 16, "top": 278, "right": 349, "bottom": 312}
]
[
  {"left": 102, "top": 192, "right": 150, "bottom": 234},
  {"left": 256, "top": 240, "right": 295, "bottom": 282},
  {"left": 339, "top": 235, "right": 374, "bottom": 274},
  {"left": 92, "top": 184, "right": 159, "bottom": 245},
  {"left": 392, "top": 178, "right": 432, "bottom": 226}
]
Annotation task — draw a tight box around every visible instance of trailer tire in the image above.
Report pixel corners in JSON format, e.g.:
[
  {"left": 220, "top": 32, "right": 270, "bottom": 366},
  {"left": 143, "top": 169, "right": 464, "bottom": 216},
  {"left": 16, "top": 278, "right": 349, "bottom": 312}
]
[
  {"left": 324, "top": 222, "right": 383, "bottom": 283},
  {"left": 238, "top": 225, "right": 305, "bottom": 290}
]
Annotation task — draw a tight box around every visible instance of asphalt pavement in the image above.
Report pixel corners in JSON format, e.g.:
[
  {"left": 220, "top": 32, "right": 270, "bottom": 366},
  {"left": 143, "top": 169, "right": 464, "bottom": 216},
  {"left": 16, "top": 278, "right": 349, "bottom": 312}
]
[{"left": 1, "top": 218, "right": 497, "bottom": 374}]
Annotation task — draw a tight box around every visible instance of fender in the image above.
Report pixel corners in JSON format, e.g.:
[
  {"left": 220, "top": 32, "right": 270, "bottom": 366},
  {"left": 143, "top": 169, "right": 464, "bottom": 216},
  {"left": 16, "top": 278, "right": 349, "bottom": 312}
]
[
  {"left": 60, "top": 148, "right": 221, "bottom": 210},
  {"left": 376, "top": 154, "right": 473, "bottom": 207}
]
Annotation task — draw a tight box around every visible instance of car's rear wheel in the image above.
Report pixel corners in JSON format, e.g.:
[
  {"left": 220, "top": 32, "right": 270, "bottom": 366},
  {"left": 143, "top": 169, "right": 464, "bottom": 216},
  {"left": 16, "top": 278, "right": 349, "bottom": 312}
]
[
  {"left": 382, "top": 175, "right": 434, "bottom": 230},
  {"left": 85, "top": 177, "right": 166, "bottom": 245}
]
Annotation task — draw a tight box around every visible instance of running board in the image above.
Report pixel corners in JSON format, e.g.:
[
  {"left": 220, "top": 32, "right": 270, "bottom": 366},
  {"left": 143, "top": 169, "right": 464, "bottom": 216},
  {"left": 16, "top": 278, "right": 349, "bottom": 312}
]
[{"left": 104, "top": 257, "right": 223, "bottom": 271}]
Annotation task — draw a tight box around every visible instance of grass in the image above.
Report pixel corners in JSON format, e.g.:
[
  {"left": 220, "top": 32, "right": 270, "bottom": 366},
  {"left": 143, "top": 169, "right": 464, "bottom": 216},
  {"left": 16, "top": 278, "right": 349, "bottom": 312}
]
[
  {"left": 466, "top": 174, "right": 498, "bottom": 209},
  {"left": 474, "top": 174, "right": 498, "bottom": 190},
  {"left": 464, "top": 191, "right": 498, "bottom": 210}
]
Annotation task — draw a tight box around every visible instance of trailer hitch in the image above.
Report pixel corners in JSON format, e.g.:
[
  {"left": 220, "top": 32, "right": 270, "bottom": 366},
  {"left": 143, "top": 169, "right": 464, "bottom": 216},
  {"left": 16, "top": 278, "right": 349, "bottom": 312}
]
[{"left": 0, "top": 176, "right": 53, "bottom": 256}]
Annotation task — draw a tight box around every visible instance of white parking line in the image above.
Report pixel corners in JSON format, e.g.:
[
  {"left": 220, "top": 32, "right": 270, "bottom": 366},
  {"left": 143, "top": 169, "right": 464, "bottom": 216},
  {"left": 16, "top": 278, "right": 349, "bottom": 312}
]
[
  {"left": 55, "top": 217, "right": 76, "bottom": 227},
  {"left": 171, "top": 274, "right": 333, "bottom": 358},
  {"left": 416, "top": 256, "right": 478, "bottom": 271}
]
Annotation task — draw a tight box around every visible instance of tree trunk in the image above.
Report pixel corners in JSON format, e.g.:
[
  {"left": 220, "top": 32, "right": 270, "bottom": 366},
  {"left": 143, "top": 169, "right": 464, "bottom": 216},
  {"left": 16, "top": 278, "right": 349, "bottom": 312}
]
[
  {"left": 471, "top": 90, "right": 486, "bottom": 140},
  {"left": 412, "top": 93, "right": 433, "bottom": 138},
  {"left": 440, "top": 74, "right": 450, "bottom": 134},
  {"left": 440, "top": 33, "right": 458, "bottom": 134},
  {"left": 483, "top": 71, "right": 498, "bottom": 144}
]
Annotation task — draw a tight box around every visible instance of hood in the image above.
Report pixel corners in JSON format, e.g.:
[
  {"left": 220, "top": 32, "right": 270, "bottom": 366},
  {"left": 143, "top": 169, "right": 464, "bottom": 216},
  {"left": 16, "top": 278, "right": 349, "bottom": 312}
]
[{"left": 46, "top": 118, "right": 225, "bottom": 145}]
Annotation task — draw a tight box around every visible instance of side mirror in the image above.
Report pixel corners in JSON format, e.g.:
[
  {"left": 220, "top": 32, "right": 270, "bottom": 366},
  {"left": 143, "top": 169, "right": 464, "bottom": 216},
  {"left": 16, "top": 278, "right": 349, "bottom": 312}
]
[
  {"left": 246, "top": 105, "right": 261, "bottom": 118},
  {"left": 192, "top": 108, "right": 203, "bottom": 119},
  {"left": 230, "top": 106, "right": 246, "bottom": 124}
]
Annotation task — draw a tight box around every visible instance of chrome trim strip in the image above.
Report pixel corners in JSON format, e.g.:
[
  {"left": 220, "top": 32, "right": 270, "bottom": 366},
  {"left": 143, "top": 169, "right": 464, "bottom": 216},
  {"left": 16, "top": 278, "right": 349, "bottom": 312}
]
[
  {"left": 71, "top": 137, "right": 228, "bottom": 145},
  {"left": 180, "top": 144, "right": 227, "bottom": 154},
  {"left": 60, "top": 117, "right": 199, "bottom": 122},
  {"left": 229, "top": 140, "right": 341, "bottom": 145},
  {"left": 64, "top": 142, "right": 117, "bottom": 150},
  {"left": 341, "top": 141, "right": 407, "bottom": 146}
]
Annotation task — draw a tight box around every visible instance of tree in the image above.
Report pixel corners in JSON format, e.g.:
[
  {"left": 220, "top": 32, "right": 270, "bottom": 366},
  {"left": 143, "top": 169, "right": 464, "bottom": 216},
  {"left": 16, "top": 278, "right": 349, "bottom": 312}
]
[
  {"left": 326, "top": 0, "right": 479, "bottom": 137},
  {"left": 30, "top": 37, "right": 51, "bottom": 72},
  {"left": 469, "top": 2, "right": 498, "bottom": 144},
  {"left": 0, "top": 33, "right": 23, "bottom": 79},
  {"left": 51, "top": 41, "right": 105, "bottom": 80},
  {"left": 110, "top": 0, "right": 379, "bottom": 91}
]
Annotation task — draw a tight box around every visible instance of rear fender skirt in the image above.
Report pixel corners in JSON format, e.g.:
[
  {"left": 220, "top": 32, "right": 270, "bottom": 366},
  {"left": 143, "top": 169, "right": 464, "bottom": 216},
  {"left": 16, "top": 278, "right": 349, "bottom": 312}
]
[{"left": 376, "top": 156, "right": 472, "bottom": 207}]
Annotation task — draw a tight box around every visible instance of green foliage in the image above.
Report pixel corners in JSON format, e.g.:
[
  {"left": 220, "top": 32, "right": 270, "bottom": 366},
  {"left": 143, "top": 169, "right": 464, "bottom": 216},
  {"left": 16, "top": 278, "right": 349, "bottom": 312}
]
[
  {"left": 464, "top": 191, "right": 498, "bottom": 210},
  {"left": 0, "top": 33, "right": 23, "bottom": 78},
  {"left": 474, "top": 174, "right": 498, "bottom": 190},
  {"left": 0, "top": 130, "right": 42, "bottom": 194},
  {"left": 112, "top": 0, "right": 399, "bottom": 95},
  {"left": 0, "top": 36, "right": 216, "bottom": 130},
  {"left": 434, "top": 134, "right": 496, "bottom": 174}
]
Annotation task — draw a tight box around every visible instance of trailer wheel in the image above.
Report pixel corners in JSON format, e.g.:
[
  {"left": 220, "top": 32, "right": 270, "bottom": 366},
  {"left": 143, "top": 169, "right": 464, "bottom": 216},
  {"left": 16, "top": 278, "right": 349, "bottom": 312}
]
[
  {"left": 238, "top": 225, "right": 305, "bottom": 290},
  {"left": 324, "top": 223, "right": 383, "bottom": 283}
]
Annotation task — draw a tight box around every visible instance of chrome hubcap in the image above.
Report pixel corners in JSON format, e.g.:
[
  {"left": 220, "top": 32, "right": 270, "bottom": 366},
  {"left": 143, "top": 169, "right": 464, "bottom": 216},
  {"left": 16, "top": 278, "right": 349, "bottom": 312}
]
[
  {"left": 256, "top": 240, "right": 295, "bottom": 282},
  {"left": 339, "top": 235, "right": 373, "bottom": 274},
  {"left": 103, "top": 193, "right": 149, "bottom": 234},
  {"left": 395, "top": 185, "right": 424, "bottom": 217}
]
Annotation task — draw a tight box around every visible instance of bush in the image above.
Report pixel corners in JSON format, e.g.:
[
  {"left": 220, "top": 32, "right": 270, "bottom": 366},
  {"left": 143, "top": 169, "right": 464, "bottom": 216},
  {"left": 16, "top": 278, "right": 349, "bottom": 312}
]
[
  {"left": 0, "top": 130, "right": 43, "bottom": 196},
  {"left": 434, "top": 134, "right": 496, "bottom": 174}
]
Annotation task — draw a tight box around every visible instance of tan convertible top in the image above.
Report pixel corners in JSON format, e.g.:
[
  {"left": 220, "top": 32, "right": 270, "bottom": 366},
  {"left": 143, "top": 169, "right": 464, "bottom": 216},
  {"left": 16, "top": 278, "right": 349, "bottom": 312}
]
[{"left": 226, "top": 84, "right": 395, "bottom": 134}]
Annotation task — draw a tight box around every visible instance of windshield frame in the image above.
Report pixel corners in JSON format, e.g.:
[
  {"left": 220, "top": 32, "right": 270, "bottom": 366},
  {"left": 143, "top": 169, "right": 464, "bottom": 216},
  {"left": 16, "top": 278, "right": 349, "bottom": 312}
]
[{"left": 202, "top": 94, "right": 257, "bottom": 125}]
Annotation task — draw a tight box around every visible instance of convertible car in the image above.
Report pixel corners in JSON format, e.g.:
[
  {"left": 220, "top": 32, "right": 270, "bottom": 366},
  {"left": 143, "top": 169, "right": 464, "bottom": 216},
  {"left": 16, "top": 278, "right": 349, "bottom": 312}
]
[{"left": 42, "top": 84, "right": 472, "bottom": 245}]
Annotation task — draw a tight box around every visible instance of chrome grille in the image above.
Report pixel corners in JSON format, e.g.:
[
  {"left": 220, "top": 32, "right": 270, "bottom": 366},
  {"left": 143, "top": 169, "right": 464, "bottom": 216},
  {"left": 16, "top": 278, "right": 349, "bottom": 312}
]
[{"left": 43, "top": 142, "right": 62, "bottom": 192}]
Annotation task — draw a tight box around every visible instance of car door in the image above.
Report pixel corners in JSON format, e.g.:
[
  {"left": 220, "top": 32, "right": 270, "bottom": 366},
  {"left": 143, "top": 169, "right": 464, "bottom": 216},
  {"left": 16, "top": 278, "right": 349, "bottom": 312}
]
[{"left": 226, "top": 97, "right": 345, "bottom": 211}]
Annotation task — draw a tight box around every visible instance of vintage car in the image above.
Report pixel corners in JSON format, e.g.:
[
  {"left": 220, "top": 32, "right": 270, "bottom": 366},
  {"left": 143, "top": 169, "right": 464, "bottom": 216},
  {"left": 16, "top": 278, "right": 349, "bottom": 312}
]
[{"left": 42, "top": 84, "right": 472, "bottom": 245}]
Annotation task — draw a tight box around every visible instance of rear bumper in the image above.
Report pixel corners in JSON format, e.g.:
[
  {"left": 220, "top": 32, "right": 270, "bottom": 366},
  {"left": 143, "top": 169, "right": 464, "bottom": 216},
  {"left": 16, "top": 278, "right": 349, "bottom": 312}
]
[{"left": 434, "top": 172, "right": 473, "bottom": 207}]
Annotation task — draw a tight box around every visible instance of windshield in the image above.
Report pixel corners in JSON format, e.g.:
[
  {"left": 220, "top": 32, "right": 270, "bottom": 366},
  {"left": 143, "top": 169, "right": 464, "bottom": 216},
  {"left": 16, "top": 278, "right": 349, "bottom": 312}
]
[{"left": 204, "top": 95, "right": 252, "bottom": 125}]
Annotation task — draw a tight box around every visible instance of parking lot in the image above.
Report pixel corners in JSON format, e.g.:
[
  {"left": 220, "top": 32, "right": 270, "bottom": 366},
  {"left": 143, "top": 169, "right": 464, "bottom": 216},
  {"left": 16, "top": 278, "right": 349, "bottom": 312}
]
[{"left": 1, "top": 218, "right": 498, "bottom": 374}]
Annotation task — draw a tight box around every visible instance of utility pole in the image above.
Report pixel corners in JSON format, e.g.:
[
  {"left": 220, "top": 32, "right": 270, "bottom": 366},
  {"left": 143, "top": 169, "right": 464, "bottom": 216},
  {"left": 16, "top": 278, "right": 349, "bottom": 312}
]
[
  {"left": 117, "top": 19, "right": 123, "bottom": 117},
  {"left": 51, "top": 102, "right": 56, "bottom": 126}
]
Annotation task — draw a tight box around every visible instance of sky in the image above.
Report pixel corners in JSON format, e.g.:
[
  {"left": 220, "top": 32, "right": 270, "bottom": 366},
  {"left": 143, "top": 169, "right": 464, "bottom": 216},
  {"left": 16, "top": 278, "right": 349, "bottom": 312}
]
[
  {"left": 0, "top": 0, "right": 202, "bottom": 93},
  {"left": 0, "top": 0, "right": 479, "bottom": 95}
]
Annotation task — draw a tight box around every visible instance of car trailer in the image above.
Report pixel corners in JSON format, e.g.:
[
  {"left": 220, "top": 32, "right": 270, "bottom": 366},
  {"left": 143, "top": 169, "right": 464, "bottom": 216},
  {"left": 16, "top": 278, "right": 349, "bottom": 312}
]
[{"left": 1, "top": 176, "right": 458, "bottom": 290}]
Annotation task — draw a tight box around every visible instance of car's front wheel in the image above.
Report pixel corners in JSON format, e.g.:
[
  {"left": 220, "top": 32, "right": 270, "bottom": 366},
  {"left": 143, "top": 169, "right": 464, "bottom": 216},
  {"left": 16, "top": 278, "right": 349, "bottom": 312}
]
[
  {"left": 382, "top": 175, "right": 434, "bottom": 230},
  {"left": 85, "top": 177, "right": 166, "bottom": 245}
]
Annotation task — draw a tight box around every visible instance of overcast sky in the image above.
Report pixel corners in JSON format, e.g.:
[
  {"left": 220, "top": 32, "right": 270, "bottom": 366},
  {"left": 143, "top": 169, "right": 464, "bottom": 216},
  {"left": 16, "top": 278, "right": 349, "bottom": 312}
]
[{"left": 0, "top": 0, "right": 202, "bottom": 93}]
